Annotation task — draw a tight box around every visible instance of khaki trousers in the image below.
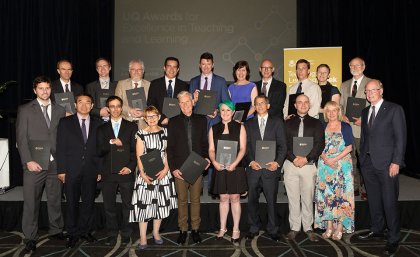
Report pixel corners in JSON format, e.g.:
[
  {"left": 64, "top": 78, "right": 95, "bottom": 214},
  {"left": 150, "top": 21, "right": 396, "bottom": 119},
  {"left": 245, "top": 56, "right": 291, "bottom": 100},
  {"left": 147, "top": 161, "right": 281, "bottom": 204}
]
[{"left": 175, "top": 175, "right": 202, "bottom": 231}]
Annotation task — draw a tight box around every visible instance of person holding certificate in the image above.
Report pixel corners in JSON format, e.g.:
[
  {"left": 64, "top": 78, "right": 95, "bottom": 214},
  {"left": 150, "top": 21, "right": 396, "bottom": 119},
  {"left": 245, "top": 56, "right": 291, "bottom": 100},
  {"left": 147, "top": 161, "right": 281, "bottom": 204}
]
[
  {"left": 129, "top": 106, "right": 177, "bottom": 250},
  {"left": 314, "top": 101, "right": 354, "bottom": 240},
  {"left": 208, "top": 100, "right": 247, "bottom": 244}
]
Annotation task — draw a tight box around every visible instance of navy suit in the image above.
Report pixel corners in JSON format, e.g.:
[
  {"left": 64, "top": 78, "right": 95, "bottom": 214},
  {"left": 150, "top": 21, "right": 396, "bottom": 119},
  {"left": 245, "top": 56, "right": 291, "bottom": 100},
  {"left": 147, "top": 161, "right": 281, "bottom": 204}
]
[
  {"left": 359, "top": 100, "right": 406, "bottom": 244},
  {"left": 255, "top": 78, "right": 286, "bottom": 119}
]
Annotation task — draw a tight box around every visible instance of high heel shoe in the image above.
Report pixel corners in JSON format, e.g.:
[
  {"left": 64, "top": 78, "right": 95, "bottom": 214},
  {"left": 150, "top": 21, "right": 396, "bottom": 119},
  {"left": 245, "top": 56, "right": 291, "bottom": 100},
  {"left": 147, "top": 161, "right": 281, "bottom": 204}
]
[
  {"left": 322, "top": 229, "right": 333, "bottom": 239},
  {"left": 216, "top": 228, "right": 227, "bottom": 240},
  {"left": 231, "top": 230, "right": 240, "bottom": 244}
]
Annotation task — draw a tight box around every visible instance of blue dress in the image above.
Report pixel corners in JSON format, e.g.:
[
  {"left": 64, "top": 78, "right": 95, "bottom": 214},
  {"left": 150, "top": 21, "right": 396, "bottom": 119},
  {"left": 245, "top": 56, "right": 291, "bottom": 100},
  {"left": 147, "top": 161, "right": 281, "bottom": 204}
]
[{"left": 228, "top": 82, "right": 256, "bottom": 120}]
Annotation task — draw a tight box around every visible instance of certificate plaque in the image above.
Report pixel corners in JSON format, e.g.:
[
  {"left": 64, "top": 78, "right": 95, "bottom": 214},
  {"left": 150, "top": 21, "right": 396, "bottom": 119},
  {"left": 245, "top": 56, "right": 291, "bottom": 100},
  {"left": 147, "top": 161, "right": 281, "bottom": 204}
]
[
  {"left": 293, "top": 137, "right": 313, "bottom": 157},
  {"left": 345, "top": 97, "right": 366, "bottom": 122},
  {"left": 255, "top": 140, "right": 276, "bottom": 169},
  {"left": 216, "top": 140, "right": 238, "bottom": 167},
  {"left": 162, "top": 97, "right": 181, "bottom": 119},
  {"left": 179, "top": 151, "right": 208, "bottom": 185},
  {"left": 194, "top": 90, "right": 217, "bottom": 115},
  {"left": 54, "top": 92, "right": 75, "bottom": 113},
  {"left": 29, "top": 140, "right": 50, "bottom": 170},
  {"left": 139, "top": 150, "right": 164, "bottom": 178},
  {"left": 126, "top": 87, "right": 147, "bottom": 110}
]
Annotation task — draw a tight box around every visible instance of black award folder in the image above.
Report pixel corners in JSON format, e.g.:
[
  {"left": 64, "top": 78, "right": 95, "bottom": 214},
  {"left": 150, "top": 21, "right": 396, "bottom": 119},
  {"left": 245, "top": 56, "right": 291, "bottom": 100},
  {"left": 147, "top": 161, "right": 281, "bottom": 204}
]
[
  {"left": 345, "top": 97, "right": 366, "bottom": 122},
  {"left": 216, "top": 140, "right": 238, "bottom": 167},
  {"left": 194, "top": 90, "right": 217, "bottom": 115},
  {"left": 234, "top": 102, "right": 251, "bottom": 122},
  {"left": 293, "top": 137, "right": 313, "bottom": 157},
  {"left": 126, "top": 87, "right": 146, "bottom": 110},
  {"left": 162, "top": 97, "right": 181, "bottom": 119},
  {"left": 110, "top": 145, "right": 129, "bottom": 174},
  {"left": 179, "top": 151, "right": 208, "bottom": 185},
  {"left": 255, "top": 140, "right": 276, "bottom": 169},
  {"left": 54, "top": 92, "right": 75, "bottom": 113},
  {"left": 288, "top": 93, "right": 304, "bottom": 116},
  {"left": 98, "top": 89, "right": 112, "bottom": 108},
  {"left": 233, "top": 110, "right": 245, "bottom": 122},
  {"left": 29, "top": 140, "right": 50, "bottom": 170},
  {"left": 139, "top": 149, "right": 164, "bottom": 178}
]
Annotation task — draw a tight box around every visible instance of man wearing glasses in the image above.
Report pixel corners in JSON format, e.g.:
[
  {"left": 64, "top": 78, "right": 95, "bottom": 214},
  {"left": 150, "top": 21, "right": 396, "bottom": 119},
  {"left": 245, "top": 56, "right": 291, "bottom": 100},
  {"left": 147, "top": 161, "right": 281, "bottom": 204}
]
[
  {"left": 340, "top": 57, "right": 372, "bottom": 197},
  {"left": 255, "top": 59, "right": 286, "bottom": 119}
]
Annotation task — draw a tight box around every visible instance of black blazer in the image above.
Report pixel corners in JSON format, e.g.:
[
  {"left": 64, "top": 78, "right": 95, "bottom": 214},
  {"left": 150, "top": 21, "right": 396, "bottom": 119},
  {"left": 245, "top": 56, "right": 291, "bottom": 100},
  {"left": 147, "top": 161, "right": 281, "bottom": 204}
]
[
  {"left": 255, "top": 78, "right": 286, "bottom": 119},
  {"left": 166, "top": 113, "right": 208, "bottom": 171},
  {"left": 96, "top": 119, "right": 137, "bottom": 182},
  {"left": 359, "top": 100, "right": 406, "bottom": 170},
  {"left": 285, "top": 114, "right": 325, "bottom": 163},
  {"left": 147, "top": 76, "right": 189, "bottom": 119},
  {"left": 51, "top": 79, "right": 84, "bottom": 103},
  {"left": 85, "top": 80, "right": 118, "bottom": 118},
  {"left": 56, "top": 114, "right": 102, "bottom": 179},
  {"left": 245, "top": 115, "right": 287, "bottom": 178}
]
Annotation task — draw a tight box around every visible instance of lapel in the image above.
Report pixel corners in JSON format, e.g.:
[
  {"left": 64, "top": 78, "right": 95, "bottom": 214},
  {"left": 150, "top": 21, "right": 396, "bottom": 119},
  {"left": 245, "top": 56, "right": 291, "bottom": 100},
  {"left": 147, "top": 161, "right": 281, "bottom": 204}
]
[
  {"left": 87, "top": 116, "right": 97, "bottom": 143},
  {"left": 356, "top": 76, "right": 368, "bottom": 97},
  {"left": 70, "top": 115, "right": 86, "bottom": 144},
  {"left": 50, "top": 102, "right": 61, "bottom": 129},
  {"left": 253, "top": 116, "right": 263, "bottom": 140},
  {"left": 371, "top": 100, "right": 388, "bottom": 129},
  {"left": 31, "top": 100, "right": 49, "bottom": 129}
]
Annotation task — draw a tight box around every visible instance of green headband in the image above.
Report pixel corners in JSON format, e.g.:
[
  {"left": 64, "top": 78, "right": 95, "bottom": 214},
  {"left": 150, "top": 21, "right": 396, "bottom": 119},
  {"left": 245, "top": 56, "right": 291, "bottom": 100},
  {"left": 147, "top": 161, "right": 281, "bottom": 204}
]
[{"left": 218, "top": 100, "right": 235, "bottom": 111}]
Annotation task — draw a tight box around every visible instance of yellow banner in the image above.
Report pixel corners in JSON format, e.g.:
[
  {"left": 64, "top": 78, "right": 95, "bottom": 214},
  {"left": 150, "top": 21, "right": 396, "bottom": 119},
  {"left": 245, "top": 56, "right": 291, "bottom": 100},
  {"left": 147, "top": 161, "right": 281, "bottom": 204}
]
[{"left": 283, "top": 47, "right": 342, "bottom": 89}]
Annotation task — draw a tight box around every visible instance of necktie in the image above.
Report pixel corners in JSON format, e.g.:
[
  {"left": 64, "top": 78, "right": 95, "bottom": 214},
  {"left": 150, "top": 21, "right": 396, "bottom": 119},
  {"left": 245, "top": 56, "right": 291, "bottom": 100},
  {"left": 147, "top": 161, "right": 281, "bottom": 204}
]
[
  {"left": 298, "top": 117, "right": 304, "bottom": 137},
  {"left": 262, "top": 82, "right": 268, "bottom": 96},
  {"left": 352, "top": 81, "right": 357, "bottom": 97},
  {"left": 134, "top": 82, "right": 138, "bottom": 88},
  {"left": 259, "top": 118, "right": 265, "bottom": 139},
  {"left": 203, "top": 77, "right": 208, "bottom": 90},
  {"left": 102, "top": 81, "right": 109, "bottom": 89},
  {"left": 167, "top": 80, "right": 173, "bottom": 98},
  {"left": 186, "top": 116, "right": 192, "bottom": 153},
  {"left": 65, "top": 84, "right": 70, "bottom": 92},
  {"left": 113, "top": 122, "right": 120, "bottom": 138},
  {"left": 368, "top": 105, "right": 376, "bottom": 128},
  {"left": 296, "top": 82, "right": 302, "bottom": 94},
  {"left": 81, "top": 119, "right": 88, "bottom": 143},
  {"left": 42, "top": 104, "right": 50, "bottom": 128}
]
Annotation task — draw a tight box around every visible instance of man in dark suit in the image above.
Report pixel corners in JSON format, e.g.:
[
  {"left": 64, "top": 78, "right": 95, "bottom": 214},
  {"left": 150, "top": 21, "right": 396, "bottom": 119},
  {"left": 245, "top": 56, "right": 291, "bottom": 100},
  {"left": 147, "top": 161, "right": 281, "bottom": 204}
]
[
  {"left": 96, "top": 95, "right": 137, "bottom": 245},
  {"left": 244, "top": 95, "right": 287, "bottom": 241},
  {"left": 283, "top": 94, "right": 324, "bottom": 242},
  {"left": 16, "top": 76, "right": 66, "bottom": 252},
  {"left": 51, "top": 59, "right": 84, "bottom": 106},
  {"left": 167, "top": 91, "right": 210, "bottom": 245},
  {"left": 86, "top": 58, "right": 118, "bottom": 121},
  {"left": 147, "top": 57, "right": 189, "bottom": 125},
  {"left": 357, "top": 80, "right": 406, "bottom": 255},
  {"left": 255, "top": 59, "right": 286, "bottom": 120},
  {"left": 56, "top": 93, "right": 102, "bottom": 248}
]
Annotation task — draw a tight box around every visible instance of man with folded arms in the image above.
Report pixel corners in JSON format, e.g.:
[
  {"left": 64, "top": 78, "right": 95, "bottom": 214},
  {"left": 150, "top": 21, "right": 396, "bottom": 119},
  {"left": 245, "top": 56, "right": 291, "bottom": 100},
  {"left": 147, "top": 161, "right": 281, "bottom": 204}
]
[
  {"left": 244, "top": 95, "right": 287, "bottom": 241},
  {"left": 283, "top": 94, "right": 324, "bottom": 242},
  {"left": 167, "top": 91, "right": 210, "bottom": 244},
  {"left": 16, "top": 76, "right": 66, "bottom": 252}
]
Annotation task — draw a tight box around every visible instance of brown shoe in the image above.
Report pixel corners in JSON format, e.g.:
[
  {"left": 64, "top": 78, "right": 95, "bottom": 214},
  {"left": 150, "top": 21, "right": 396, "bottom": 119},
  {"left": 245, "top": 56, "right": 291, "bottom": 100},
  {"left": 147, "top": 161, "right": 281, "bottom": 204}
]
[
  {"left": 286, "top": 230, "right": 299, "bottom": 240},
  {"left": 305, "top": 230, "right": 319, "bottom": 242}
]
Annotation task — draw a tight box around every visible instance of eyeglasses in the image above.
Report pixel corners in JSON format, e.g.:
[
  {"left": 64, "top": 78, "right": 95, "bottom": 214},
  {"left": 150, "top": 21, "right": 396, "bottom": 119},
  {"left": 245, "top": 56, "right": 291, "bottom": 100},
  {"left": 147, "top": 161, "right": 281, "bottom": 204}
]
[
  {"left": 146, "top": 115, "right": 159, "bottom": 120},
  {"left": 108, "top": 105, "right": 121, "bottom": 109},
  {"left": 364, "top": 88, "right": 381, "bottom": 94},
  {"left": 255, "top": 101, "right": 268, "bottom": 106},
  {"left": 130, "top": 68, "right": 144, "bottom": 72},
  {"left": 260, "top": 67, "right": 273, "bottom": 70}
]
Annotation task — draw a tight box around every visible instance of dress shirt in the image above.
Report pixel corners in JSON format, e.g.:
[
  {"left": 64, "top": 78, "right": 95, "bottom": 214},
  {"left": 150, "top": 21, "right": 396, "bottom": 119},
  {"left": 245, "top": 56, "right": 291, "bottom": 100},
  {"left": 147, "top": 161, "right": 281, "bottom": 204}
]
[
  {"left": 165, "top": 76, "right": 175, "bottom": 91},
  {"left": 60, "top": 78, "right": 72, "bottom": 92},
  {"left": 201, "top": 73, "right": 213, "bottom": 90},
  {"left": 283, "top": 78, "right": 321, "bottom": 118},
  {"left": 36, "top": 98, "right": 53, "bottom": 160},
  {"left": 99, "top": 78, "right": 110, "bottom": 89},
  {"left": 368, "top": 98, "right": 383, "bottom": 121},
  {"left": 351, "top": 75, "right": 364, "bottom": 95},
  {"left": 262, "top": 77, "right": 273, "bottom": 95},
  {"left": 131, "top": 80, "right": 142, "bottom": 89},
  {"left": 257, "top": 114, "right": 268, "bottom": 129},
  {"left": 111, "top": 118, "right": 122, "bottom": 138},
  {"left": 77, "top": 113, "right": 90, "bottom": 139}
]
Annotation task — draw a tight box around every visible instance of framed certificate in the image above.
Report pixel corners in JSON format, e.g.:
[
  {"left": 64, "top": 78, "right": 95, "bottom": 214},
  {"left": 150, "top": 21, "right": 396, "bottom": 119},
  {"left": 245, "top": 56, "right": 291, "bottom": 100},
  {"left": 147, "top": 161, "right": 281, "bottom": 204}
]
[
  {"left": 216, "top": 140, "right": 238, "bottom": 167},
  {"left": 255, "top": 140, "right": 276, "bottom": 169},
  {"left": 29, "top": 140, "right": 50, "bottom": 170},
  {"left": 54, "top": 92, "right": 75, "bottom": 113},
  {"left": 126, "top": 87, "right": 147, "bottom": 110},
  {"left": 139, "top": 150, "right": 164, "bottom": 178},
  {"left": 345, "top": 97, "right": 366, "bottom": 122},
  {"left": 194, "top": 90, "right": 217, "bottom": 115},
  {"left": 179, "top": 151, "right": 208, "bottom": 185},
  {"left": 293, "top": 137, "right": 313, "bottom": 157},
  {"left": 162, "top": 97, "right": 181, "bottom": 119}
]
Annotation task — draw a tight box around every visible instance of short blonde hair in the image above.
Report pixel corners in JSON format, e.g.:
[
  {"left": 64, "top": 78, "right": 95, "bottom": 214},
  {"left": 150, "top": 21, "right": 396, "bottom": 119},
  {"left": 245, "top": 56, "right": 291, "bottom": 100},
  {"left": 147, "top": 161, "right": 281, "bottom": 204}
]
[
  {"left": 144, "top": 105, "right": 160, "bottom": 117},
  {"left": 323, "top": 101, "right": 342, "bottom": 122}
]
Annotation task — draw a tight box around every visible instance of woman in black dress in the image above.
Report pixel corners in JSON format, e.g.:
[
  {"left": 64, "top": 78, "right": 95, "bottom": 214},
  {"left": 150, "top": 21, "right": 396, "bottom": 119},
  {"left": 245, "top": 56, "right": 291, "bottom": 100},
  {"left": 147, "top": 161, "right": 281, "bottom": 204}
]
[
  {"left": 317, "top": 64, "right": 341, "bottom": 123},
  {"left": 208, "top": 100, "right": 247, "bottom": 244}
]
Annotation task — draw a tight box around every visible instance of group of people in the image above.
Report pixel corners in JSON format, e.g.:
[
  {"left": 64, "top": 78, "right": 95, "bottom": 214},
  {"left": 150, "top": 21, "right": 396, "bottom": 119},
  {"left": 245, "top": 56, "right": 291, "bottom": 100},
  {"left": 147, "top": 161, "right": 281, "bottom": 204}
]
[{"left": 16, "top": 53, "right": 406, "bottom": 255}]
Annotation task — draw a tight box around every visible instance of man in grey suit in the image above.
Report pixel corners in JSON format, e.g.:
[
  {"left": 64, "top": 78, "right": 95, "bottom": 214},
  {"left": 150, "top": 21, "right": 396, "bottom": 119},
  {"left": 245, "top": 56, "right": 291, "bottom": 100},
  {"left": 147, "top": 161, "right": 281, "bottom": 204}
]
[
  {"left": 16, "top": 76, "right": 66, "bottom": 252},
  {"left": 340, "top": 57, "right": 371, "bottom": 196},
  {"left": 357, "top": 80, "right": 406, "bottom": 255},
  {"left": 86, "top": 58, "right": 118, "bottom": 121},
  {"left": 115, "top": 59, "right": 150, "bottom": 129},
  {"left": 244, "top": 95, "right": 287, "bottom": 241}
]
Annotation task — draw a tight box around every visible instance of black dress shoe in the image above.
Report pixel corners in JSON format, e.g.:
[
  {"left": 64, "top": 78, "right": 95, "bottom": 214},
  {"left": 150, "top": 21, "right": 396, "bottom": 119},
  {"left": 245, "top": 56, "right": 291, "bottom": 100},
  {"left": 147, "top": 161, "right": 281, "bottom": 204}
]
[
  {"left": 66, "top": 236, "right": 79, "bottom": 248},
  {"left": 81, "top": 233, "right": 97, "bottom": 243},
  {"left": 105, "top": 236, "right": 117, "bottom": 246},
  {"left": 25, "top": 240, "right": 36, "bottom": 252},
  {"left": 49, "top": 232, "right": 66, "bottom": 240},
  {"left": 268, "top": 233, "right": 280, "bottom": 242},
  {"left": 191, "top": 230, "right": 202, "bottom": 243},
  {"left": 384, "top": 242, "right": 399, "bottom": 255},
  {"left": 358, "top": 231, "right": 384, "bottom": 240},
  {"left": 245, "top": 231, "right": 257, "bottom": 240},
  {"left": 177, "top": 231, "right": 188, "bottom": 245}
]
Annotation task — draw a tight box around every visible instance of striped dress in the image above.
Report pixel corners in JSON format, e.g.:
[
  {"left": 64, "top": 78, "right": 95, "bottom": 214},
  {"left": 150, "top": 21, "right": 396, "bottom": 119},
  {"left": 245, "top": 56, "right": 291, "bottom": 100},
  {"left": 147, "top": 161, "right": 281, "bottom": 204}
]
[{"left": 129, "top": 128, "right": 177, "bottom": 222}]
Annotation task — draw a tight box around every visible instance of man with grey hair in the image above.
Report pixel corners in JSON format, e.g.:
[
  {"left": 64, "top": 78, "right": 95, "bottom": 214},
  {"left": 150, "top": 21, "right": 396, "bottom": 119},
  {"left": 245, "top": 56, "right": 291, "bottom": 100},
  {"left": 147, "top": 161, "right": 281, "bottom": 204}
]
[
  {"left": 115, "top": 59, "right": 150, "bottom": 129},
  {"left": 167, "top": 91, "right": 210, "bottom": 245}
]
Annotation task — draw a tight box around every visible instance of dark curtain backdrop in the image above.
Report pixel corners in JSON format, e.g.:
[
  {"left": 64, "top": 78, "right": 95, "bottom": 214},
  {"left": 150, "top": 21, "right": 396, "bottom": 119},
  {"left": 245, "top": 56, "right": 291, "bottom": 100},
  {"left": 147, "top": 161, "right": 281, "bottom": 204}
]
[{"left": 0, "top": 0, "right": 418, "bottom": 188}]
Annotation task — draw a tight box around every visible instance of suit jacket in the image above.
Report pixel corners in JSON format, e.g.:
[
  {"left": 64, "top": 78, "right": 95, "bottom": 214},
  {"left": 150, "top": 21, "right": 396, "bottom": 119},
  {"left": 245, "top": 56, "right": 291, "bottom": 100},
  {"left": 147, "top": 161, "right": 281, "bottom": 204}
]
[
  {"left": 167, "top": 113, "right": 209, "bottom": 171},
  {"left": 340, "top": 75, "right": 371, "bottom": 137},
  {"left": 244, "top": 115, "right": 287, "bottom": 178},
  {"left": 56, "top": 114, "right": 102, "bottom": 179},
  {"left": 16, "top": 99, "right": 66, "bottom": 170},
  {"left": 255, "top": 78, "right": 286, "bottom": 119},
  {"left": 51, "top": 79, "right": 84, "bottom": 103},
  {"left": 285, "top": 114, "right": 325, "bottom": 163},
  {"left": 96, "top": 119, "right": 137, "bottom": 182},
  {"left": 148, "top": 77, "right": 189, "bottom": 119},
  {"left": 359, "top": 100, "right": 406, "bottom": 170},
  {"left": 115, "top": 78, "right": 150, "bottom": 122},
  {"left": 85, "top": 80, "right": 118, "bottom": 118}
]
